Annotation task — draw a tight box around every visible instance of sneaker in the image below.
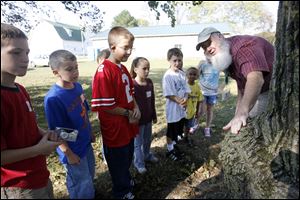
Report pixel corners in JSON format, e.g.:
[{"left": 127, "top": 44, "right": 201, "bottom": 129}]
[
  {"left": 166, "top": 150, "right": 181, "bottom": 161},
  {"left": 147, "top": 155, "right": 159, "bottom": 163},
  {"left": 204, "top": 128, "right": 211, "bottom": 137},
  {"left": 136, "top": 167, "right": 147, "bottom": 174},
  {"left": 122, "top": 192, "right": 135, "bottom": 199},
  {"left": 189, "top": 124, "right": 199, "bottom": 134},
  {"left": 177, "top": 135, "right": 183, "bottom": 141}
]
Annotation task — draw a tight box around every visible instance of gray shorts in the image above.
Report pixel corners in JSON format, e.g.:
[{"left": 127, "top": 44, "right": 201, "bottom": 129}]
[
  {"left": 249, "top": 91, "right": 269, "bottom": 118},
  {"left": 1, "top": 179, "right": 54, "bottom": 199}
]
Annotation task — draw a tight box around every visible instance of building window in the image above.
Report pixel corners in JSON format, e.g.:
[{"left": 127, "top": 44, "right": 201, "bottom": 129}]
[
  {"left": 175, "top": 44, "right": 182, "bottom": 50},
  {"left": 64, "top": 27, "right": 73, "bottom": 37}
]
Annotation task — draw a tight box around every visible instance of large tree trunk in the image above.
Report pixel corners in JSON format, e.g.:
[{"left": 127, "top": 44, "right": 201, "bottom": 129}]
[{"left": 219, "top": 1, "right": 299, "bottom": 199}]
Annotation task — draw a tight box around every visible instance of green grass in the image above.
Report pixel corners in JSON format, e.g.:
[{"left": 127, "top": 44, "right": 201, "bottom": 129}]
[{"left": 16, "top": 59, "right": 237, "bottom": 198}]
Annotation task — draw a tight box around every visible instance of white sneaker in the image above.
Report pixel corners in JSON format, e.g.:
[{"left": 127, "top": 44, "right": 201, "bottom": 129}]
[
  {"left": 204, "top": 128, "right": 211, "bottom": 137},
  {"left": 177, "top": 135, "right": 183, "bottom": 141},
  {"left": 189, "top": 124, "right": 199, "bottom": 134},
  {"left": 136, "top": 167, "right": 147, "bottom": 174},
  {"left": 122, "top": 192, "right": 135, "bottom": 199}
]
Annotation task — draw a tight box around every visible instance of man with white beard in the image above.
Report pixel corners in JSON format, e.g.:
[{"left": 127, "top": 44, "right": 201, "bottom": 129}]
[{"left": 196, "top": 27, "right": 274, "bottom": 134}]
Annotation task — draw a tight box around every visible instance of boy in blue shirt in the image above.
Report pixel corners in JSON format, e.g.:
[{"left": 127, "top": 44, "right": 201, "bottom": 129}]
[{"left": 44, "top": 50, "right": 95, "bottom": 199}]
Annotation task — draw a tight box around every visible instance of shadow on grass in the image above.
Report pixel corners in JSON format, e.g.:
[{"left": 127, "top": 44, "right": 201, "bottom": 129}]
[
  {"left": 24, "top": 68, "right": 236, "bottom": 199},
  {"left": 93, "top": 124, "right": 227, "bottom": 199}
]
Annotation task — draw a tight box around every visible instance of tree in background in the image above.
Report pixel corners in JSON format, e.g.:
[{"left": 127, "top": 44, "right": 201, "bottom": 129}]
[
  {"left": 111, "top": 10, "right": 139, "bottom": 28},
  {"left": 147, "top": 1, "right": 202, "bottom": 27},
  {"left": 60, "top": 1, "right": 104, "bottom": 34},
  {"left": 1, "top": 1, "right": 104, "bottom": 34},
  {"left": 1, "top": 1, "right": 50, "bottom": 33},
  {"left": 137, "top": 19, "right": 150, "bottom": 27},
  {"left": 187, "top": 1, "right": 274, "bottom": 34}
]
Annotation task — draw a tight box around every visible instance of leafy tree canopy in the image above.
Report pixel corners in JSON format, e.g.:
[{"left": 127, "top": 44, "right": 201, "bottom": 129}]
[
  {"left": 112, "top": 10, "right": 139, "bottom": 28},
  {"left": 147, "top": 1, "right": 202, "bottom": 27},
  {"left": 1, "top": 1, "right": 104, "bottom": 34},
  {"left": 187, "top": 1, "right": 274, "bottom": 33}
]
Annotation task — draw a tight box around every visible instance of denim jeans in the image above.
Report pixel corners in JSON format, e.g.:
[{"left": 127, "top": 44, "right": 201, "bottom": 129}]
[
  {"left": 134, "top": 122, "right": 154, "bottom": 169},
  {"left": 103, "top": 139, "right": 134, "bottom": 198},
  {"left": 63, "top": 144, "right": 95, "bottom": 199}
]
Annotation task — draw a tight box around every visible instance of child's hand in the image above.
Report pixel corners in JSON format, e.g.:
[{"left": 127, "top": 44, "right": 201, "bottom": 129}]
[
  {"left": 47, "top": 130, "right": 61, "bottom": 142},
  {"left": 132, "top": 107, "right": 141, "bottom": 120},
  {"left": 128, "top": 107, "right": 141, "bottom": 124},
  {"left": 180, "top": 98, "right": 188, "bottom": 108},
  {"left": 36, "top": 132, "right": 62, "bottom": 156},
  {"left": 66, "top": 151, "right": 80, "bottom": 165},
  {"left": 128, "top": 110, "right": 139, "bottom": 124}
]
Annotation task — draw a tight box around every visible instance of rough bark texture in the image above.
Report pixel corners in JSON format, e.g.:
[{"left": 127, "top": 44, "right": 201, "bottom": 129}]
[{"left": 219, "top": 1, "right": 299, "bottom": 199}]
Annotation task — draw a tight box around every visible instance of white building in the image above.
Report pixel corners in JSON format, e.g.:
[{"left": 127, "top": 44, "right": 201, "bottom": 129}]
[
  {"left": 90, "top": 23, "right": 231, "bottom": 60},
  {"left": 28, "top": 20, "right": 86, "bottom": 57}
]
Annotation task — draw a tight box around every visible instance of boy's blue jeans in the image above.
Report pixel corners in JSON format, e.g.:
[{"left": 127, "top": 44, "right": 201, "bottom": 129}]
[
  {"left": 63, "top": 144, "right": 95, "bottom": 199},
  {"left": 103, "top": 139, "right": 134, "bottom": 198},
  {"left": 134, "top": 122, "right": 153, "bottom": 169}
]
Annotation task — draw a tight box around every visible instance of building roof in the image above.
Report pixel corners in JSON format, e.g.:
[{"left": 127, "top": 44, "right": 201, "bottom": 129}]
[
  {"left": 91, "top": 22, "right": 231, "bottom": 40},
  {"left": 45, "top": 20, "right": 85, "bottom": 42}
]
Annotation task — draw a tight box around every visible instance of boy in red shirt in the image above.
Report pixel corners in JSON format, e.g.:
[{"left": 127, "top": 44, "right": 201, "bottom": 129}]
[
  {"left": 1, "top": 23, "right": 61, "bottom": 199},
  {"left": 91, "top": 26, "right": 141, "bottom": 199}
]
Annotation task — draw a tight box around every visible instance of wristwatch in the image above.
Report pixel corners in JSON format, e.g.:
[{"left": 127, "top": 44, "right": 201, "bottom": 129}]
[{"left": 124, "top": 109, "right": 129, "bottom": 117}]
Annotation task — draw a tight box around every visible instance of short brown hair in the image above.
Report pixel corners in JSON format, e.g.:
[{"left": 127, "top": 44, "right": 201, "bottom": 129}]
[
  {"left": 49, "top": 50, "right": 77, "bottom": 70},
  {"left": 108, "top": 26, "right": 134, "bottom": 48},
  {"left": 1, "top": 23, "right": 27, "bottom": 47},
  {"left": 167, "top": 47, "right": 183, "bottom": 61}
]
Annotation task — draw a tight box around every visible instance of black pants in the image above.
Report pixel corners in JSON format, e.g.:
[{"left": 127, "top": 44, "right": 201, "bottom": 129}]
[
  {"left": 103, "top": 139, "right": 134, "bottom": 198},
  {"left": 166, "top": 118, "right": 185, "bottom": 142}
]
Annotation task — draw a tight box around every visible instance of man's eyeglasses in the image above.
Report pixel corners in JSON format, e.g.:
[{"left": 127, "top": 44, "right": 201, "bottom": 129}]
[
  {"left": 200, "top": 37, "right": 212, "bottom": 51},
  {"left": 200, "top": 32, "right": 220, "bottom": 50}
]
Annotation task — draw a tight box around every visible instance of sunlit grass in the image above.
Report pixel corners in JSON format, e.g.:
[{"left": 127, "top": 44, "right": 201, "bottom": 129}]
[{"left": 16, "top": 59, "right": 237, "bottom": 198}]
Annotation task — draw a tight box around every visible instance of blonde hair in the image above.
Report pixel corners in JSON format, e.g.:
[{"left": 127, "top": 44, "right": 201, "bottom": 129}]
[{"left": 108, "top": 26, "right": 134, "bottom": 48}]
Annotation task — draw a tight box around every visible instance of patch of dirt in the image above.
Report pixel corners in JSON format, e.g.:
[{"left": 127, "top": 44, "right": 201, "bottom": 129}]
[{"left": 49, "top": 123, "right": 231, "bottom": 199}]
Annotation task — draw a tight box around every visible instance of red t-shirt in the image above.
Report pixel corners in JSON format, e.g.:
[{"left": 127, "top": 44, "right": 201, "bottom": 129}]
[
  {"left": 91, "top": 60, "right": 138, "bottom": 147},
  {"left": 1, "top": 83, "right": 49, "bottom": 189}
]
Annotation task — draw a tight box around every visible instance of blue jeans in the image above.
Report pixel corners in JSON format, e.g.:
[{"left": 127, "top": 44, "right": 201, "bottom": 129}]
[
  {"left": 103, "top": 139, "right": 134, "bottom": 198},
  {"left": 185, "top": 117, "right": 196, "bottom": 129},
  {"left": 134, "top": 122, "right": 153, "bottom": 169},
  {"left": 63, "top": 144, "right": 95, "bottom": 199},
  {"left": 204, "top": 95, "right": 217, "bottom": 105}
]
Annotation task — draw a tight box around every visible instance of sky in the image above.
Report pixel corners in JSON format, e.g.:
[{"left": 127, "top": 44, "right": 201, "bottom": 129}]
[
  {"left": 43, "top": 1, "right": 279, "bottom": 32},
  {"left": 93, "top": 1, "right": 279, "bottom": 31}
]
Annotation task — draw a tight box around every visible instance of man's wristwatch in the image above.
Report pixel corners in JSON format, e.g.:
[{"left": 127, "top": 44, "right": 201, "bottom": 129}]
[{"left": 124, "top": 109, "right": 129, "bottom": 117}]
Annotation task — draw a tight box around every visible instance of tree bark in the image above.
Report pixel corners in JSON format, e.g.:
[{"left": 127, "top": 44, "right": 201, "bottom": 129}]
[{"left": 219, "top": 1, "right": 299, "bottom": 199}]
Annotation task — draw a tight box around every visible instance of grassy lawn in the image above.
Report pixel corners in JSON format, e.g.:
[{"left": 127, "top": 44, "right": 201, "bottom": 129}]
[{"left": 16, "top": 58, "right": 237, "bottom": 198}]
